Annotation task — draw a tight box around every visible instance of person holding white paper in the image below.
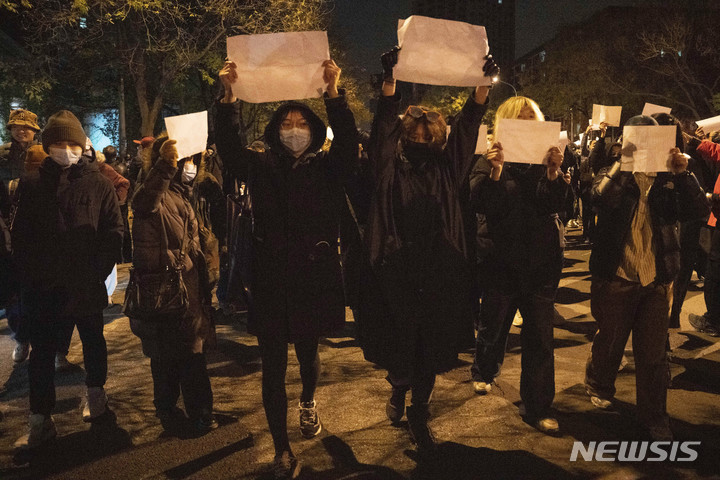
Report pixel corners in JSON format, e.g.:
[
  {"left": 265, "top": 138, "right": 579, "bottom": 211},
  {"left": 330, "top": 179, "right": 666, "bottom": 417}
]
[
  {"left": 215, "top": 58, "right": 356, "bottom": 478},
  {"left": 355, "top": 46, "right": 498, "bottom": 457},
  {"left": 585, "top": 114, "right": 709, "bottom": 441},
  {"left": 129, "top": 134, "right": 218, "bottom": 436},
  {"left": 469, "top": 95, "right": 569, "bottom": 435}
]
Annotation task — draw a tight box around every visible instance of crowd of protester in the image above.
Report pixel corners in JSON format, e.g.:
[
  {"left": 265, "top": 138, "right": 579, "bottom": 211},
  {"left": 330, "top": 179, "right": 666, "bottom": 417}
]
[{"left": 1, "top": 43, "right": 720, "bottom": 479}]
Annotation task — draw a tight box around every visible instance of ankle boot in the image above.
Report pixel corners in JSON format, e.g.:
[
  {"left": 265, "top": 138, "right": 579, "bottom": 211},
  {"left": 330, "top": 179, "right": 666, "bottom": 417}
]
[
  {"left": 406, "top": 405, "right": 437, "bottom": 457},
  {"left": 386, "top": 379, "right": 409, "bottom": 424}
]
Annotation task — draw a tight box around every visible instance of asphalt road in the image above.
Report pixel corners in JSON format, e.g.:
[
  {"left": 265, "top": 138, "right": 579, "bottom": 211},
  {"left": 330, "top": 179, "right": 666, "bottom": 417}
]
[{"left": 1, "top": 229, "right": 720, "bottom": 479}]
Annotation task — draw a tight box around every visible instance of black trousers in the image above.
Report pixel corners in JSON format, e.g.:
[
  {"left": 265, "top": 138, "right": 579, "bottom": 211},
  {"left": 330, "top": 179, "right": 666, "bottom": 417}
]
[
  {"left": 258, "top": 335, "right": 319, "bottom": 455},
  {"left": 150, "top": 352, "right": 213, "bottom": 419},
  {"left": 471, "top": 258, "right": 560, "bottom": 419},
  {"left": 28, "top": 312, "right": 107, "bottom": 416}
]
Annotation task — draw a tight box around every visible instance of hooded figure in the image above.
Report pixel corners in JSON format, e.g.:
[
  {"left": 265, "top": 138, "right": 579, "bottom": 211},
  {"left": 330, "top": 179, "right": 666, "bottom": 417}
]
[
  {"left": 217, "top": 99, "right": 355, "bottom": 337},
  {"left": 214, "top": 58, "right": 355, "bottom": 476}
]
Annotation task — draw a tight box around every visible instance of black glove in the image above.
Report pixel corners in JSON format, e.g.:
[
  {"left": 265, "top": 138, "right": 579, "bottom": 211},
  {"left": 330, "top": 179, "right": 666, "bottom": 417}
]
[
  {"left": 483, "top": 54, "right": 500, "bottom": 80},
  {"left": 381, "top": 46, "right": 400, "bottom": 80}
]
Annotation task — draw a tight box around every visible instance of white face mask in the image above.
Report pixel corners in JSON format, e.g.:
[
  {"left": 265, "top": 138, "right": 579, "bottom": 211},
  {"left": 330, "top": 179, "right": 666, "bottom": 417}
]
[
  {"left": 49, "top": 146, "right": 81, "bottom": 168},
  {"left": 182, "top": 161, "right": 197, "bottom": 183},
  {"left": 279, "top": 128, "right": 312, "bottom": 156}
]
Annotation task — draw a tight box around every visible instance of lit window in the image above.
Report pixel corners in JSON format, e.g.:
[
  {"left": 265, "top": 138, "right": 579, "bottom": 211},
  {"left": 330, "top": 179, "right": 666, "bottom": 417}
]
[{"left": 80, "top": 17, "right": 87, "bottom": 28}]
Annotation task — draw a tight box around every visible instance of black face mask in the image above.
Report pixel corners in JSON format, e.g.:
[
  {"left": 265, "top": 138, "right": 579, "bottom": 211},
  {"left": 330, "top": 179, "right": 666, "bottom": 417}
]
[{"left": 403, "top": 140, "right": 435, "bottom": 165}]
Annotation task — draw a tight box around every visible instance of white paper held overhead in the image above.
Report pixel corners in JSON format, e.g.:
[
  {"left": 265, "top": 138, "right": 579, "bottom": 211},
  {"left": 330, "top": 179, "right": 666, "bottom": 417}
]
[
  {"left": 496, "top": 119, "right": 562, "bottom": 165},
  {"left": 165, "top": 111, "right": 208, "bottom": 161},
  {"left": 620, "top": 125, "right": 677, "bottom": 173},
  {"left": 226, "top": 31, "right": 330, "bottom": 103},
  {"left": 641, "top": 103, "right": 672, "bottom": 117},
  {"left": 591, "top": 104, "right": 622, "bottom": 127},
  {"left": 393, "top": 15, "right": 491, "bottom": 87},
  {"left": 696, "top": 114, "right": 720, "bottom": 133}
]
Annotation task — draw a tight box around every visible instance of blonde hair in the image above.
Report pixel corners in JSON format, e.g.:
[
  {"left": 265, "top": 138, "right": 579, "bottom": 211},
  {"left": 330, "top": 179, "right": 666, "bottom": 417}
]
[{"left": 492, "top": 96, "right": 544, "bottom": 142}]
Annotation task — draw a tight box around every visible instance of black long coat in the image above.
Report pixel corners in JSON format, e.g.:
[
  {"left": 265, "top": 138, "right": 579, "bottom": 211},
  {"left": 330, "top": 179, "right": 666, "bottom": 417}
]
[
  {"left": 357, "top": 93, "right": 487, "bottom": 377},
  {"left": 215, "top": 93, "right": 357, "bottom": 342},
  {"left": 12, "top": 157, "right": 123, "bottom": 317}
]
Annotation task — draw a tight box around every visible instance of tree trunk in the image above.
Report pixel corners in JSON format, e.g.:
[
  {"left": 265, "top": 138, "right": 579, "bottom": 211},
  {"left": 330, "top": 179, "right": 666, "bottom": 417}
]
[{"left": 119, "top": 76, "right": 126, "bottom": 157}]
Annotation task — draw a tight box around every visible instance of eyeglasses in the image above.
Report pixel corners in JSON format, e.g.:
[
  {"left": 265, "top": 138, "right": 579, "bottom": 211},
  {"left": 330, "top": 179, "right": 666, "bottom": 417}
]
[{"left": 405, "top": 106, "right": 442, "bottom": 123}]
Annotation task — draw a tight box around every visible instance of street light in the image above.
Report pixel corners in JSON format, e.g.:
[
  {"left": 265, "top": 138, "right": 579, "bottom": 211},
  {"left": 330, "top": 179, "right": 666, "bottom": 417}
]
[{"left": 492, "top": 76, "right": 517, "bottom": 96}]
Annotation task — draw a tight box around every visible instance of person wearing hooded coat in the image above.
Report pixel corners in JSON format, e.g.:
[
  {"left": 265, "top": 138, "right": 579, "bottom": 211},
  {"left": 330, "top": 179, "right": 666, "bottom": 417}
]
[
  {"left": 355, "top": 47, "right": 497, "bottom": 456},
  {"left": 129, "top": 133, "right": 217, "bottom": 434},
  {"left": 585, "top": 114, "right": 709, "bottom": 441},
  {"left": 12, "top": 110, "right": 123, "bottom": 449},
  {"left": 214, "top": 59, "right": 356, "bottom": 478}
]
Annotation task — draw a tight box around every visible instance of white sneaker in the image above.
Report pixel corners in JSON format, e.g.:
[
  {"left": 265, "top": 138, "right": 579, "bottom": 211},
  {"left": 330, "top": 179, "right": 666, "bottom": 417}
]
[
  {"left": 14, "top": 414, "right": 57, "bottom": 450},
  {"left": 12, "top": 341, "right": 29, "bottom": 363},
  {"left": 55, "top": 353, "right": 71, "bottom": 371},
  {"left": 472, "top": 381, "right": 492, "bottom": 394},
  {"left": 535, "top": 417, "right": 560, "bottom": 435},
  {"left": 83, "top": 386, "right": 108, "bottom": 422}
]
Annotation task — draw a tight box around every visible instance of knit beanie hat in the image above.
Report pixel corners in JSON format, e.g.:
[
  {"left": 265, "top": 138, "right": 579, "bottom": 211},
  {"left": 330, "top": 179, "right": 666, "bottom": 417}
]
[{"left": 42, "top": 110, "right": 87, "bottom": 152}]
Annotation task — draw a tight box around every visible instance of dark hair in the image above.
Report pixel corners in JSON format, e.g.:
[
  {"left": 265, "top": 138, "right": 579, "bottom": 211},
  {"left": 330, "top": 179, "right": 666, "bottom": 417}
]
[{"left": 102, "top": 145, "right": 117, "bottom": 162}]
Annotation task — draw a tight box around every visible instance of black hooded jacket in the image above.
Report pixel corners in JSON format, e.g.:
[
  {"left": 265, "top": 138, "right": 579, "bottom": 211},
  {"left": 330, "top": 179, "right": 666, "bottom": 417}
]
[{"left": 214, "top": 92, "right": 357, "bottom": 341}]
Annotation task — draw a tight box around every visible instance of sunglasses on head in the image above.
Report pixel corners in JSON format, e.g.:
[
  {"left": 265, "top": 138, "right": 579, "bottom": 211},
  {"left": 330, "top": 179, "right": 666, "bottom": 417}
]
[{"left": 405, "top": 106, "right": 442, "bottom": 123}]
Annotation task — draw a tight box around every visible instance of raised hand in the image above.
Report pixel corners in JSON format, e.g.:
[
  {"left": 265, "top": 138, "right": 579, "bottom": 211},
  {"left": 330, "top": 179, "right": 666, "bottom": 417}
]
[
  {"left": 599, "top": 121, "right": 608, "bottom": 138},
  {"left": 544, "top": 146, "right": 563, "bottom": 181},
  {"left": 219, "top": 61, "right": 238, "bottom": 103},
  {"left": 488, "top": 142, "right": 504, "bottom": 181},
  {"left": 159, "top": 139, "right": 178, "bottom": 168},
  {"left": 483, "top": 54, "right": 500, "bottom": 80},
  {"left": 476, "top": 54, "right": 499, "bottom": 104},
  {"left": 322, "top": 59, "right": 341, "bottom": 98},
  {"left": 381, "top": 46, "right": 400, "bottom": 80},
  {"left": 668, "top": 147, "right": 688, "bottom": 174}
]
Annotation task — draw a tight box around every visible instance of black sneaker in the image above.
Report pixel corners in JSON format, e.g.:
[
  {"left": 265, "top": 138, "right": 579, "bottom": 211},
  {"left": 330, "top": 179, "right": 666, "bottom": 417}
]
[
  {"left": 273, "top": 451, "right": 301, "bottom": 479},
  {"left": 689, "top": 314, "right": 720, "bottom": 336},
  {"left": 299, "top": 400, "right": 322, "bottom": 438},
  {"left": 193, "top": 414, "right": 218, "bottom": 434},
  {"left": 157, "top": 407, "right": 186, "bottom": 432},
  {"left": 386, "top": 386, "right": 407, "bottom": 424}
]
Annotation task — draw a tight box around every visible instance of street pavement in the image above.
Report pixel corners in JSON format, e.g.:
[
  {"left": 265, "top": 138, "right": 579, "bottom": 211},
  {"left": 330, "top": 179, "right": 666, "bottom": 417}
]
[{"left": 1, "top": 228, "right": 720, "bottom": 480}]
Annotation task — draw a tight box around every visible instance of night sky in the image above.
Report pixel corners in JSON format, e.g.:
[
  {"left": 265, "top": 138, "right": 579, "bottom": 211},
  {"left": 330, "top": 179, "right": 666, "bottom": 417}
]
[{"left": 332, "top": 0, "right": 642, "bottom": 69}]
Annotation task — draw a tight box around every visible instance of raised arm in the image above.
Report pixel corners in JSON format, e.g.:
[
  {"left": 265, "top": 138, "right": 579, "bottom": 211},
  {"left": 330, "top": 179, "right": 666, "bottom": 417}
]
[
  {"left": 446, "top": 55, "right": 497, "bottom": 185},
  {"left": 368, "top": 47, "right": 403, "bottom": 180},
  {"left": 132, "top": 140, "right": 178, "bottom": 216},
  {"left": 214, "top": 61, "right": 261, "bottom": 183},
  {"left": 323, "top": 60, "right": 359, "bottom": 181}
]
